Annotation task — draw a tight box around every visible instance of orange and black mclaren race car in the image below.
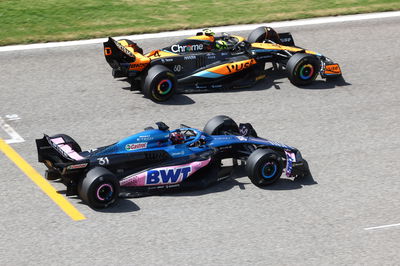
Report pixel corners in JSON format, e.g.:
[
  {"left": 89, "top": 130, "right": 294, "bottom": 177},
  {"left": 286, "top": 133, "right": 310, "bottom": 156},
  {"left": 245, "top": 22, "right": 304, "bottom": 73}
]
[{"left": 103, "top": 27, "right": 342, "bottom": 102}]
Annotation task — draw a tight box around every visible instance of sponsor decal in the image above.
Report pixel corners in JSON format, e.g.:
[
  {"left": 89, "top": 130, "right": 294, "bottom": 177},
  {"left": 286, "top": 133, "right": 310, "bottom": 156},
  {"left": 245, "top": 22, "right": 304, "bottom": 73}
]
[
  {"left": 257, "top": 55, "right": 273, "bottom": 60},
  {"left": 146, "top": 166, "right": 192, "bottom": 185},
  {"left": 236, "top": 136, "right": 247, "bottom": 141},
  {"left": 129, "top": 63, "right": 148, "bottom": 71},
  {"left": 66, "top": 163, "right": 88, "bottom": 170},
  {"left": 164, "top": 58, "right": 174, "bottom": 62},
  {"left": 184, "top": 55, "right": 196, "bottom": 60},
  {"left": 171, "top": 150, "right": 185, "bottom": 156},
  {"left": 211, "top": 84, "right": 222, "bottom": 88},
  {"left": 171, "top": 44, "right": 204, "bottom": 53},
  {"left": 114, "top": 40, "right": 134, "bottom": 57},
  {"left": 226, "top": 59, "right": 255, "bottom": 73},
  {"left": 284, "top": 150, "right": 296, "bottom": 177},
  {"left": 218, "top": 145, "right": 232, "bottom": 151},
  {"left": 126, "top": 142, "right": 147, "bottom": 151},
  {"left": 195, "top": 85, "right": 207, "bottom": 89},
  {"left": 104, "top": 47, "right": 112, "bottom": 56},
  {"left": 136, "top": 135, "right": 153, "bottom": 141},
  {"left": 280, "top": 37, "right": 292, "bottom": 43},
  {"left": 324, "top": 64, "right": 341, "bottom": 74}
]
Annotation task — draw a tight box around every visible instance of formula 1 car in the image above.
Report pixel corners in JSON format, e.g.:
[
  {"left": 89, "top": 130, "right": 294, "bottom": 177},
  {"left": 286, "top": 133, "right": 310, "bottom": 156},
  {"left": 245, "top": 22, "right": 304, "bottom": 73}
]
[
  {"left": 36, "top": 115, "right": 309, "bottom": 209},
  {"left": 103, "top": 27, "right": 341, "bottom": 102}
]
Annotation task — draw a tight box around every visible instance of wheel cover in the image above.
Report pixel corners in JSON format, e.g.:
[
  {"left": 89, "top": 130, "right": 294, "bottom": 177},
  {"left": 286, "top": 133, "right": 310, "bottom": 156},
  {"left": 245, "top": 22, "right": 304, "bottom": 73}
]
[
  {"left": 261, "top": 161, "right": 277, "bottom": 179},
  {"left": 96, "top": 183, "right": 114, "bottom": 202},
  {"left": 299, "top": 63, "right": 314, "bottom": 80},
  {"left": 157, "top": 79, "right": 173, "bottom": 95}
]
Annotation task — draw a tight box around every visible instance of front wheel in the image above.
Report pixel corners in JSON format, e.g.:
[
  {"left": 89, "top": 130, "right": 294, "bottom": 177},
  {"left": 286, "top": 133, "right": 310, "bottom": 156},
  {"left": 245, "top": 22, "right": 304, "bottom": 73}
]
[
  {"left": 142, "top": 65, "right": 177, "bottom": 102},
  {"left": 78, "top": 167, "right": 120, "bottom": 209},
  {"left": 203, "top": 115, "right": 239, "bottom": 135},
  {"left": 246, "top": 149, "right": 283, "bottom": 187},
  {"left": 286, "top": 53, "right": 320, "bottom": 86}
]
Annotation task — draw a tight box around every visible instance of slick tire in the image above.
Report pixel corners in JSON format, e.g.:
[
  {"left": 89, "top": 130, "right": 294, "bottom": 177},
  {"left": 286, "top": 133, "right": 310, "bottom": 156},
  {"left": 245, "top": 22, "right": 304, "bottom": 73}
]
[
  {"left": 286, "top": 53, "right": 320, "bottom": 86},
  {"left": 78, "top": 167, "right": 120, "bottom": 209},
  {"left": 247, "top": 26, "right": 281, "bottom": 44},
  {"left": 50, "top": 134, "right": 82, "bottom": 152},
  {"left": 246, "top": 149, "right": 283, "bottom": 187},
  {"left": 203, "top": 115, "right": 239, "bottom": 135},
  {"left": 142, "top": 65, "right": 177, "bottom": 102}
]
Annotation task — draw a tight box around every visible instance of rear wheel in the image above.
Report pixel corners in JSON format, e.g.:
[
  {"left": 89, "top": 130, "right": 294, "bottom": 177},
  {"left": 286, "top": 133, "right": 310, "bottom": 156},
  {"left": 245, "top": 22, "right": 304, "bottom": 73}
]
[
  {"left": 142, "top": 65, "right": 177, "bottom": 102},
  {"left": 246, "top": 149, "right": 283, "bottom": 187},
  {"left": 78, "top": 167, "right": 120, "bottom": 209},
  {"left": 203, "top": 115, "right": 239, "bottom": 135},
  {"left": 286, "top": 53, "right": 320, "bottom": 86}
]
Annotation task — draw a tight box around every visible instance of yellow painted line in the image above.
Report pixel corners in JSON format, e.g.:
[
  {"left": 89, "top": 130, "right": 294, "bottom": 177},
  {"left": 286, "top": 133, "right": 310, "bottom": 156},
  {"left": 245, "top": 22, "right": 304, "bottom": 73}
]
[{"left": 0, "top": 138, "right": 86, "bottom": 221}]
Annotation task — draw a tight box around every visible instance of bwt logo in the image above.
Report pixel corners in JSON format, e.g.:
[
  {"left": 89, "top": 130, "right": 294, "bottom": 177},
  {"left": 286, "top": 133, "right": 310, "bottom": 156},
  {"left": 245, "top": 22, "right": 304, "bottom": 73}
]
[
  {"left": 146, "top": 166, "right": 192, "bottom": 185},
  {"left": 171, "top": 44, "right": 204, "bottom": 53}
]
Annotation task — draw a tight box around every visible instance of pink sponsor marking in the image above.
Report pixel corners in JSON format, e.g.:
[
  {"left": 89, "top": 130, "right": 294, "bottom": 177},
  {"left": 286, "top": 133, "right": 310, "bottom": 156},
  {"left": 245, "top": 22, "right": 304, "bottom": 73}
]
[
  {"left": 120, "top": 158, "right": 211, "bottom": 187},
  {"left": 50, "top": 137, "right": 84, "bottom": 161}
]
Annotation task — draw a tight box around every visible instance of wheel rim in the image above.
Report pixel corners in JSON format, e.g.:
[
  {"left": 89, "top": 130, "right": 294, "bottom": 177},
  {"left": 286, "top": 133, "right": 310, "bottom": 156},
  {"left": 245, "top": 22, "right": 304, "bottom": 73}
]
[
  {"left": 96, "top": 183, "right": 114, "bottom": 202},
  {"left": 261, "top": 161, "right": 277, "bottom": 179},
  {"left": 299, "top": 63, "right": 314, "bottom": 80},
  {"left": 157, "top": 79, "right": 173, "bottom": 95}
]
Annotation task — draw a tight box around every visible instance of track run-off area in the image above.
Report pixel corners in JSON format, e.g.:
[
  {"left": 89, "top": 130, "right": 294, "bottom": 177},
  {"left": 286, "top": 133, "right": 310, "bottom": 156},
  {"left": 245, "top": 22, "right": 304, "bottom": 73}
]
[{"left": 1, "top": 12, "right": 399, "bottom": 265}]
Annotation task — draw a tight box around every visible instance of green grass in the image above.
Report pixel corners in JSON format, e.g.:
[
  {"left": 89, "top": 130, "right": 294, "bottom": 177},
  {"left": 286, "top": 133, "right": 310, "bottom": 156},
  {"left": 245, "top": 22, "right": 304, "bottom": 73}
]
[{"left": 0, "top": 0, "right": 399, "bottom": 45}]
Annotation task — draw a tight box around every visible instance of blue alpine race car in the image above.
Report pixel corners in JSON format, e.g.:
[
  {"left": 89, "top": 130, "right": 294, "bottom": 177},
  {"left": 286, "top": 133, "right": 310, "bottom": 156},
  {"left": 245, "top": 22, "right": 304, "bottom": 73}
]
[{"left": 36, "top": 115, "right": 309, "bottom": 209}]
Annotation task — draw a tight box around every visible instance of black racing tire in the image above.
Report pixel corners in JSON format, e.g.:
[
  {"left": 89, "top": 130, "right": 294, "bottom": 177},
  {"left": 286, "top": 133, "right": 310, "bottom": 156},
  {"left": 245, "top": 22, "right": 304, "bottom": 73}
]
[
  {"left": 203, "top": 115, "right": 239, "bottom": 135},
  {"left": 247, "top": 26, "right": 281, "bottom": 44},
  {"left": 50, "top": 134, "right": 82, "bottom": 152},
  {"left": 246, "top": 149, "right": 283, "bottom": 187},
  {"left": 142, "top": 65, "right": 177, "bottom": 102},
  {"left": 286, "top": 53, "right": 320, "bottom": 86},
  {"left": 78, "top": 167, "right": 120, "bottom": 209}
]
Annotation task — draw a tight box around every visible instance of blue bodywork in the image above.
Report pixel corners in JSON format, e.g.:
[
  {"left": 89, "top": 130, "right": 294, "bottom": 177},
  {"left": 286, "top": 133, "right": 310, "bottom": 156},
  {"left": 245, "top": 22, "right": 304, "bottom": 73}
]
[{"left": 95, "top": 127, "right": 297, "bottom": 159}]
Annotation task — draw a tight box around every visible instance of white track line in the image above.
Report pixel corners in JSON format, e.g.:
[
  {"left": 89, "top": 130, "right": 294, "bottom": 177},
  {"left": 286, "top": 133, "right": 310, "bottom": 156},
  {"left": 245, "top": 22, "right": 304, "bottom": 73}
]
[
  {"left": 364, "top": 223, "right": 400, "bottom": 231},
  {"left": 0, "top": 116, "right": 25, "bottom": 144},
  {"left": 1, "top": 11, "right": 400, "bottom": 52}
]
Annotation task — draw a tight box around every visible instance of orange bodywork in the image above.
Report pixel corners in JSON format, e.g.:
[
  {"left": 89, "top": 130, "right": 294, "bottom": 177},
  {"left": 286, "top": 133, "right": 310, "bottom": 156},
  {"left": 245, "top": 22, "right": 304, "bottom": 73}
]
[
  {"left": 324, "top": 64, "right": 342, "bottom": 75},
  {"left": 129, "top": 53, "right": 151, "bottom": 71},
  {"left": 207, "top": 58, "right": 257, "bottom": 75},
  {"left": 251, "top": 43, "right": 317, "bottom": 55},
  {"left": 187, "top": 35, "right": 215, "bottom": 42},
  {"left": 146, "top": 49, "right": 180, "bottom": 60}
]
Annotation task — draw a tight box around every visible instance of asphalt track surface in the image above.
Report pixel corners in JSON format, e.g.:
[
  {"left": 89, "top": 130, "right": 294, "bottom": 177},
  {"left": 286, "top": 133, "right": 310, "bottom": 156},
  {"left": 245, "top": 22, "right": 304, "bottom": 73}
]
[{"left": 1, "top": 16, "right": 399, "bottom": 265}]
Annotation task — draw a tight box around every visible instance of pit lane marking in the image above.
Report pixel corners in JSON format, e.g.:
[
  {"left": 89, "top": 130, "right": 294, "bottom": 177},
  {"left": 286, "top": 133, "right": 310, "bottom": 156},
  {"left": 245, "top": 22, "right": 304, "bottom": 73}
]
[
  {"left": 0, "top": 138, "right": 86, "bottom": 221},
  {"left": 0, "top": 116, "right": 25, "bottom": 144},
  {"left": 364, "top": 223, "right": 400, "bottom": 231},
  {"left": 0, "top": 11, "right": 399, "bottom": 52}
]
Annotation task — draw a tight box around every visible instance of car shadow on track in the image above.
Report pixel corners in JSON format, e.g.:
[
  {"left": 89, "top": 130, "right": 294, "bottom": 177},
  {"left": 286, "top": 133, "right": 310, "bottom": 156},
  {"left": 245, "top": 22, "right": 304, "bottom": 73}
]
[
  {"left": 57, "top": 192, "right": 141, "bottom": 213},
  {"left": 162, "top": 164, "right": 317, "bottom": 198},
  {"left": 118, "top": 71, "right": 349, "bottom": 104},
  {"left": 299, "top": 76, "right": 351, "bottom": 90}
]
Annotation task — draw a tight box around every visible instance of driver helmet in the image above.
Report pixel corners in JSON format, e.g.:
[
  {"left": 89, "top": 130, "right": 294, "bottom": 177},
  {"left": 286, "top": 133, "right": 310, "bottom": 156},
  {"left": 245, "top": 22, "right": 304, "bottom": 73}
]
[
  {"left": 170, "top": 130, "right": 185, "bottom": 144},
  {"left": 215, "top": 40, "right": 228, "bottom": 50},
  {"left": 202, "top": 28, "right": 215, "bottom": 36}
]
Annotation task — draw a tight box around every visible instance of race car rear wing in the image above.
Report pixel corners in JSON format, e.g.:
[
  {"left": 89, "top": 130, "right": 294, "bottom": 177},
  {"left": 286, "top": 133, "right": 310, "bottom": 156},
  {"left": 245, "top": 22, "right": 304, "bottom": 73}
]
[
  {"left": 103, "top": 37, "right": 137, "bottom": 67},
  {"left": 36, "top": 135, "right": 86, "bottom": 170}
]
